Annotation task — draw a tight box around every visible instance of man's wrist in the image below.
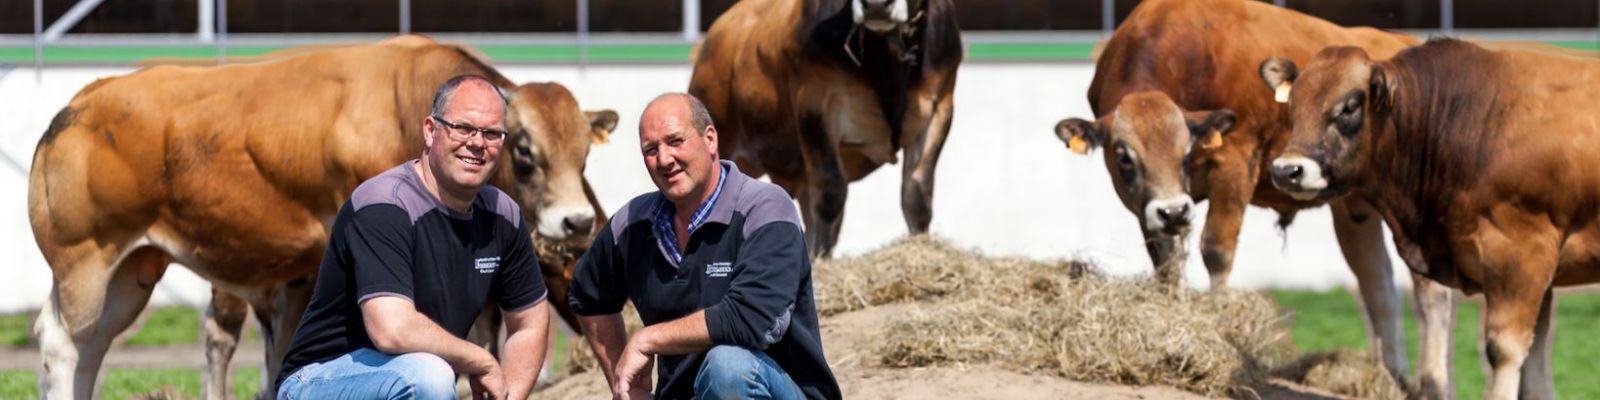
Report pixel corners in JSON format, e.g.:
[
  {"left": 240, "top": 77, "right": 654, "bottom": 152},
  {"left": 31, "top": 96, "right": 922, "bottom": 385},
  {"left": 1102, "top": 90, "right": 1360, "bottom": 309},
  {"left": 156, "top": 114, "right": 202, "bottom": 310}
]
[{"left": 630, "top": 327, "right": 657, "bottom": 355}]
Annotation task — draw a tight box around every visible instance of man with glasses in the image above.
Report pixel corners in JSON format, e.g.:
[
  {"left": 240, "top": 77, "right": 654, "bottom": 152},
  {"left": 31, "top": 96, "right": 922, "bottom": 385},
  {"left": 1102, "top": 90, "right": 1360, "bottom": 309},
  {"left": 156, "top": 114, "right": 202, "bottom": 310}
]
[{"left": 277, "top": 75, "right": 551, "bottom": 400}]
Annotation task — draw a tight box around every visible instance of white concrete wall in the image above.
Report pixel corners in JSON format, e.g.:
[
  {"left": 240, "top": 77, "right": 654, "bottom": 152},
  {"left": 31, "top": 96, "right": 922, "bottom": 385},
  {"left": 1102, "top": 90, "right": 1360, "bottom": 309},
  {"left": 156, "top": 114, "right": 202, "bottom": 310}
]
[{"left": 0, "top": 62, "right": 1411, "bottom": 314}]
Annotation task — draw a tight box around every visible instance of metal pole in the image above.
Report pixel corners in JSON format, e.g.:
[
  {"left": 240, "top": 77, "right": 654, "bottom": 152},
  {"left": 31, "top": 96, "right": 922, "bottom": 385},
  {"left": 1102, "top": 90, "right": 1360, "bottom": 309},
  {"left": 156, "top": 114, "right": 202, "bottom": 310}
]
[
  {"left": 1441, "top": 0, "right": 1453, "bottom": 36},
  {"left": 399, "top": 0, "right": 411, "bottom": 34},
  {"left": 1102, "top": 0, "right": 1114, "bottom": 35},
  {"left": 199, "top": 0, "right": 214, "bottom": 43},
  {"left": 682, "top": 0, "right": 699, "bottom": 41},
  {"left": 33, "top": 0, "right": 42, "bottom": 82},
  {"left": 217, "top": 0, "right": 227, "bottom": 64},
  {"left": 578, "top": 0, "right": 590, "bottom": 68},
  {"left": 42, "top": 0, "right": 107, "bottom": 43}
]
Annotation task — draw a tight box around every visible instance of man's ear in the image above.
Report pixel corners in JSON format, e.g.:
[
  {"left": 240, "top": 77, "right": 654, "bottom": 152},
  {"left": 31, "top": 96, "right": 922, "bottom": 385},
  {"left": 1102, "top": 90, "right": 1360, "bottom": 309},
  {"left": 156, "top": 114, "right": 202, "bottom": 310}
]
[
  {"left": 1259, "top": 57, "right": 1299, "bottom": 103},
  {"left": 1185, "top": 109, "right": 1237, "bottom": 150},
  {"left": 586, "top": 110, "right": 619, "bottom": 145},
  {"left": 1368, "top": 65, "right": 1395, "bottom": 115},
  {"left": 1055, "top": 117, "right": 1106, "bottom": 155}
]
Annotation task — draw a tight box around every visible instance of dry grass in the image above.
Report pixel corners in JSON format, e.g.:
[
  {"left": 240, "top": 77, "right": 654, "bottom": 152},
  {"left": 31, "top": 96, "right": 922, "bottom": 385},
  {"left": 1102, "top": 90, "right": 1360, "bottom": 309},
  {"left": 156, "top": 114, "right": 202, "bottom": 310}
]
[
  {"left": 1272, "top": 350, "right": 1406, "bottom": 400},
  {"left": 814, "top": 236, "right": 1287, "bottom": 397}
]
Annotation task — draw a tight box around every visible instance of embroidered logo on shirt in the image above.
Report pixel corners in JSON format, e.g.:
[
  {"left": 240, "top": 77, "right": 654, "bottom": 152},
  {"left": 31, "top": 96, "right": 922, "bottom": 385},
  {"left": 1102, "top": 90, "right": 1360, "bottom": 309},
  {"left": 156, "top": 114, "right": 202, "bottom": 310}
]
[
  {"left": 706, "top": 261, "right": 733, "bottom": 278},
  {"left": 474, "top": 257, "right": 500, "bottom": 274}
]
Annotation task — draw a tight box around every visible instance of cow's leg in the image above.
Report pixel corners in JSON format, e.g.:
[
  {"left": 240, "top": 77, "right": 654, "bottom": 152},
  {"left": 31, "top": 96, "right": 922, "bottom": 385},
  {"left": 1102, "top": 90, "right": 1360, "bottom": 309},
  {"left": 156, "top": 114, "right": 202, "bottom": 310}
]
[
  {"left": 36, "top": 246, "right": 169, "bottom": 400},
  {"left": 1476, "top": 222, "right": 1559, "bottom": 400},
  {"left": 799, "top": 114, "right": 848, "bottom": 258},
  {"left": 1411, "top": 273, "right": 1457, "bottom": 400},
  {"left": 202, "top": 288, "right": 249, "bottom": 400},
  {"left": 242, "top": 276, "right": 315, "bottom": 399},
  {"left": 1329, "top": 197, "right": 1412, "bottom": 391},
  {"left": 898, "top": 82, "right": 955, "bottom": 235},
  {"left": 1197, "top": 150, "right": 1256, "bottom": 289},
  {"left": 1518, "top": 288, "right": 1555, "bottom": 400}
]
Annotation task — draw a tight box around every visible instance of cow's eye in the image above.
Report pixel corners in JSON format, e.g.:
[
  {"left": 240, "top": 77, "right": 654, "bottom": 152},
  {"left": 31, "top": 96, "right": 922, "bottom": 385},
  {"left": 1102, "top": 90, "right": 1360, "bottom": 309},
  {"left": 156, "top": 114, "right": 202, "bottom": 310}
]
[
  {"left": 1333, "top": 94, "right": 1364, "bottom": 136},
  {"left": 1115, "top": 145, "right": 1137, "bottom": 172}
]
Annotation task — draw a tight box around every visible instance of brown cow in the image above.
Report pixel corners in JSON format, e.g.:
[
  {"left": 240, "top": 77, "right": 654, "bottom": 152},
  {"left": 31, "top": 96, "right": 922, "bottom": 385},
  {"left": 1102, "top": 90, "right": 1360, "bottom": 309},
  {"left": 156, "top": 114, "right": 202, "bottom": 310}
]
[
  {"left": 1265, "top": 39, "right": 1600, "bottom": 400},
  {"left": 27, "top": 35, "right": 617, "bottom": 399},
  {"left": 1057, "top": 0, "right": 1458, "bottom": 396},
  {"left": 689, "top": 0, "right": 963, "bottom": 257}
]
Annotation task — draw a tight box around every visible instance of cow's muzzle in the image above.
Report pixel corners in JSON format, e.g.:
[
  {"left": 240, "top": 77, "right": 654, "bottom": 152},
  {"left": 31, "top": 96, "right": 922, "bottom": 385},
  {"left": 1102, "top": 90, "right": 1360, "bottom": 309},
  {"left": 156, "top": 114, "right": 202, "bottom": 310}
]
[
  {"left": 1270, "top": 156, "right": 1328, "bottom": 201},
  {"left": 1144, "top": 195, "right": 1195, "bottom": 235}
]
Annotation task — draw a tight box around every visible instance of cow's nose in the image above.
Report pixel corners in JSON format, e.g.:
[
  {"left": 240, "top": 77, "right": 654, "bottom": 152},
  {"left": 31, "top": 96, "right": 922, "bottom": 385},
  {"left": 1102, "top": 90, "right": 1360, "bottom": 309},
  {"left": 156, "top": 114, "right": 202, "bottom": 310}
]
[
  {"left": 563, "top": 213, "right": 595, "bottom": 237},
  {"left": 1156, "top": 203, "right": 1191, "bottom": 228},
  {"left": 1271, "top": 163, "right": 1304, "bottom": 187},
  {"left": 861, "top": 0, "right": 889, "bottom": 13}
]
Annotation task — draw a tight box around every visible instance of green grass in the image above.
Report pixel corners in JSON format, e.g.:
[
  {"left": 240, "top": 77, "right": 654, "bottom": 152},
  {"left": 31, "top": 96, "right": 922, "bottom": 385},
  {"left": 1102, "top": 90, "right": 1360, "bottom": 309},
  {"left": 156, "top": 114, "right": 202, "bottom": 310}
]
[
  {"left": 1271, "top": 289, "right": 1600, "bottom": 399},
  {"left": 1, "top": 306, "right": 260, "bottom": 348},
  {"left": 0, "top": 368, "right": 261, "bottom": 399},
  {"left": 0, "top": 312, "right": 30, "bottom": 346}
]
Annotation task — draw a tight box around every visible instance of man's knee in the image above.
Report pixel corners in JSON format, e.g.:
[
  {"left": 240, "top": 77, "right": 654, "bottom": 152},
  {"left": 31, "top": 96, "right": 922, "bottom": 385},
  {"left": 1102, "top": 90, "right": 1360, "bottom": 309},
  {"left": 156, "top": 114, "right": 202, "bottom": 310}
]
[
  {"left": 391, "top": 352, "right": 457, "bottom": 399},
  {"left": 696, "top": 345, "right": 762, "bottom": 396}
]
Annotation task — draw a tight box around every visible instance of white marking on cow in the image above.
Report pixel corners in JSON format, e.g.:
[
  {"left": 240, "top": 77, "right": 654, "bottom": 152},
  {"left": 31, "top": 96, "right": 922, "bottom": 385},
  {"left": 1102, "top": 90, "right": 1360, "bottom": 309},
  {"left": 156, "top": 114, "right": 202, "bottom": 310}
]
[
  {"left": 538, "top": 205, "right": 597, "bottom": 240},
  {"left": 1143, "top": 195, "right": 1194, "bottom": 232},
  {"left": 1272, "top": 156, "right": 1327, "bottom": 200},
  {"left": 35, "top": 296, "right": 78, "bottom": 400},
  {"left": 853, "top": 0, "right": 910, "bottom": 33}
]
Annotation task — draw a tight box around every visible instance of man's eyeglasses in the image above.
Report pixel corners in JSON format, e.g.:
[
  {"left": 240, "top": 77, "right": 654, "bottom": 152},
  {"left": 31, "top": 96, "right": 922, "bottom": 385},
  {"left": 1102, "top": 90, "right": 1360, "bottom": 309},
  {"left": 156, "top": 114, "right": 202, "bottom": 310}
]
[{"left": 431, "top": 116, "right": 508, "bottom": 143}]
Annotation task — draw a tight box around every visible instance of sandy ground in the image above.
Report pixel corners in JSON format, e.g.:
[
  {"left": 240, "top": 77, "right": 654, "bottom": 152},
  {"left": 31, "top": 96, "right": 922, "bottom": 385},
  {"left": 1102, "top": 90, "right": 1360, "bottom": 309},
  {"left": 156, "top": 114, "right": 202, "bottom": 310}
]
[{"left": 535, "top": 303, "right": 1354, "bottom": 400}]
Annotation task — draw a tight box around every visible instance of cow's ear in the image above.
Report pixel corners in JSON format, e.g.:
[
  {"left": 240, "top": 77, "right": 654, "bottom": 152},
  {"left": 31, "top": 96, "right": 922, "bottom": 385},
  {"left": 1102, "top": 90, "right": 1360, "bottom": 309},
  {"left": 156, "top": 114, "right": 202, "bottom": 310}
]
[
  {"left": 585, "top": 110, "right": 618, "bottom": 145},
  {"left": 1055, "top": 117, "right": 1105, "bottom": 155},
  {"left": 1368, "top": 65, "right": 1394, "bottom": 115},
  {"left": 1185, "top": 109, "right": 1237, "bottom": 150},
  {"left": 1260, "top": 57, "right": 1299, "bottom": 103}
]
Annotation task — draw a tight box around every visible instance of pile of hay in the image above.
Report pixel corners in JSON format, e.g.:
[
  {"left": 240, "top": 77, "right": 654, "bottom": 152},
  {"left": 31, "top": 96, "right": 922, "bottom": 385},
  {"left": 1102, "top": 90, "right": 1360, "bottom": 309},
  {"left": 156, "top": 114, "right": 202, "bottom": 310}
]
[
  {"left": 814, "top": 236, "right": 1289, "bottom": 397},
  {"left": 1273, "top": 350, "right": 1407, "bottom": 400}
]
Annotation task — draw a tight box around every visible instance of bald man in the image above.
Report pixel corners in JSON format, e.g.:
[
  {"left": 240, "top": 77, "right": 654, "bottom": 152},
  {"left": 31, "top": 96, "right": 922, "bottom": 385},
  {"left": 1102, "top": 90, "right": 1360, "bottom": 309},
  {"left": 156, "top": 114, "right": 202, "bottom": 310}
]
[
  {"left": 569, "top": 93, "right": 840, "bottom": 400},
  {"left": 278, "top": 75, "right": 552, "bottom": 400}
]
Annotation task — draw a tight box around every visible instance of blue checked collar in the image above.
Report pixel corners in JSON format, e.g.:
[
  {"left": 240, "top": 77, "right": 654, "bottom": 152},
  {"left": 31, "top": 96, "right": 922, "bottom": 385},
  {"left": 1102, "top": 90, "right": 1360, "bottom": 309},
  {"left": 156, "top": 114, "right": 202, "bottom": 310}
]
[{"left": 652, "top": 163, "right": 729, "bottom": 267}]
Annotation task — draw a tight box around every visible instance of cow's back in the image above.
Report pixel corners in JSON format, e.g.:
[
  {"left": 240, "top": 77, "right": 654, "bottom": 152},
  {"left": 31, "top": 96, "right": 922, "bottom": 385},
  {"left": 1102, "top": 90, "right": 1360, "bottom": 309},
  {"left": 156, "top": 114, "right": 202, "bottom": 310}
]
[{"left": 28, "top": 38, "right": 497, "bottom": 284}]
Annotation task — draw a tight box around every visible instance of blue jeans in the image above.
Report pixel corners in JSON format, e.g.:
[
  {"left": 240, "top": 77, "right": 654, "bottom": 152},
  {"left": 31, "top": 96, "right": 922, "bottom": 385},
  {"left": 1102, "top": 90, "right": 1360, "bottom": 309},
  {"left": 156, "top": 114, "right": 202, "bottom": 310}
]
[
  {"left": 278, "top": 348, "right": 457, "bottom": 400},
  {"left": 694, "top": 345, "right": 804, "bottom": 400}
]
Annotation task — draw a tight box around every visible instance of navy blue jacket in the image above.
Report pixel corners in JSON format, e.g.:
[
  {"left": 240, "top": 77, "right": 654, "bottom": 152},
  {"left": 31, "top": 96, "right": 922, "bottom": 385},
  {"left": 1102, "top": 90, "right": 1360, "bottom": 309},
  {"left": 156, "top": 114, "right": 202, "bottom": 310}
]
[{"left": 569, "top": 160, "right": 840, "bottom": 400}]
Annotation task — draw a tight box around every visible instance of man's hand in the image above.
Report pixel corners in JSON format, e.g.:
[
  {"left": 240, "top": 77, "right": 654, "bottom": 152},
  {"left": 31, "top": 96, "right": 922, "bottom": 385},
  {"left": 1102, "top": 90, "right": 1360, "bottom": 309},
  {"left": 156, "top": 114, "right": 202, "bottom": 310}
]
[
  {"left": 469, "top": 364, "right": 507, "bottom": 400},
  {"left": 613, "top": 336, "right": 655, "bottom": 400}
]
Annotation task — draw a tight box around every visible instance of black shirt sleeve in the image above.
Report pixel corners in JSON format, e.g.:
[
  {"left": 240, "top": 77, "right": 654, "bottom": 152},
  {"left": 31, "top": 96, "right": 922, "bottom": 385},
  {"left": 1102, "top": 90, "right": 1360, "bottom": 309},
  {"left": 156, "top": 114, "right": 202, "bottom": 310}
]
[
  {"left": 494, "top": 219, "right": 547, "bottom": 311},
  {"left": 569, "top": 223, "right": 627, "bottom": 316},
  {"left": 348, "top": 204, "right": 418, "bottom": 303},
  {"left": 703, "top": 220, "right": 809, "bottom": 349}
]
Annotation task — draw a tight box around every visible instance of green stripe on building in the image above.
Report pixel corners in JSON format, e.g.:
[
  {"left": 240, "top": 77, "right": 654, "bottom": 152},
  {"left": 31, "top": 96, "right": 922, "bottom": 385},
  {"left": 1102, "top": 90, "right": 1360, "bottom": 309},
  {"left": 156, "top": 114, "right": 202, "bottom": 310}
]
[{"left": 1, "top": 41, "right": 1595, "bottom": 64}]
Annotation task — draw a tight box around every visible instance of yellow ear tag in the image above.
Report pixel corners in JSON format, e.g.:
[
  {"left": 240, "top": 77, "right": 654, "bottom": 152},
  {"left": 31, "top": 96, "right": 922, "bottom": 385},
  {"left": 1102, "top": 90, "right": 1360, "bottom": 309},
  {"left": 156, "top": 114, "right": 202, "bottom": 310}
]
[
  {"left": 1274, "top": 83, "right": 1292, "bottom": 103},
  {"left": 1202, "top": 130, "right": 1224, "bottom": 150},
  {"left": 1068, "top": 136, "right": 1089, "bottom": 155}
]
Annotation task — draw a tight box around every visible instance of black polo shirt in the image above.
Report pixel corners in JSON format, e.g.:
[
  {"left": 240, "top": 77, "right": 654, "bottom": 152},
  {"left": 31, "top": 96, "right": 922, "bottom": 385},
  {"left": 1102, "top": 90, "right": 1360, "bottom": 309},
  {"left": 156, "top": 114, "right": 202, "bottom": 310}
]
[
  {"left": 569, "top": 160, "right": 841, "bottom": 400},
  {"left": 279, "top": 161, "right": 546, "bottom": 383}
]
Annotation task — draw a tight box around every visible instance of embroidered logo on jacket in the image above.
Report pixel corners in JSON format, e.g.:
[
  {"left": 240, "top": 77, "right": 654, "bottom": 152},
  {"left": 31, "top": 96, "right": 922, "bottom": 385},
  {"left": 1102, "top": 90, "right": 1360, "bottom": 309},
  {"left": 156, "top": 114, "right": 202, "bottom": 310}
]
[
  {"left": 706, "top": 262, "right": 733, "bottom": 278},
  {"left": 474, "top": 257, "right": 500, "bottom": 274}
]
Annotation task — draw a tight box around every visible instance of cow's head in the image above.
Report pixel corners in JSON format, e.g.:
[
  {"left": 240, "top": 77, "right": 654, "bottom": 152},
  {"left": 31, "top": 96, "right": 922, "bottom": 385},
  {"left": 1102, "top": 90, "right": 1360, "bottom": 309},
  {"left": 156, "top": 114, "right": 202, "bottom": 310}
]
[
  {"left": 1055, "top": 91, "right": 1235, "bottom": 236},
  {"left": 501, "top": 82, "right": 618, "bottom": 246},
  {"left": 851, "top": 0, "right": 924, "bottom": 34},
  {"left": 1260, "top": 47, "right": 1386, "bottom": 202}
]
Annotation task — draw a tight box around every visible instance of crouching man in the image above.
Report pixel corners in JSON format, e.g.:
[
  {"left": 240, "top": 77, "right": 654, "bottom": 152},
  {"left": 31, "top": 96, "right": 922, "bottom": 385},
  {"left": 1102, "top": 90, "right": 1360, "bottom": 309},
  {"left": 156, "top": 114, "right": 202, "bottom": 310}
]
[
  {"left": 277, "top": 75, "right": 551, "bottom": 400},
  {"left": 570, "top": 93, "right": 840, "bottom": 400}
]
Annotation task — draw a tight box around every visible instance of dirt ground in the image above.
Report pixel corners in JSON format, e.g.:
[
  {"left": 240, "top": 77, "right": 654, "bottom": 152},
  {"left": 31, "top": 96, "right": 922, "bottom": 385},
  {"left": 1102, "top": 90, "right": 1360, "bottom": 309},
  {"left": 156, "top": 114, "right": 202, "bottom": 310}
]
[{"left": 536, "top": 303, "right": 1355, "bottom": 400}]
